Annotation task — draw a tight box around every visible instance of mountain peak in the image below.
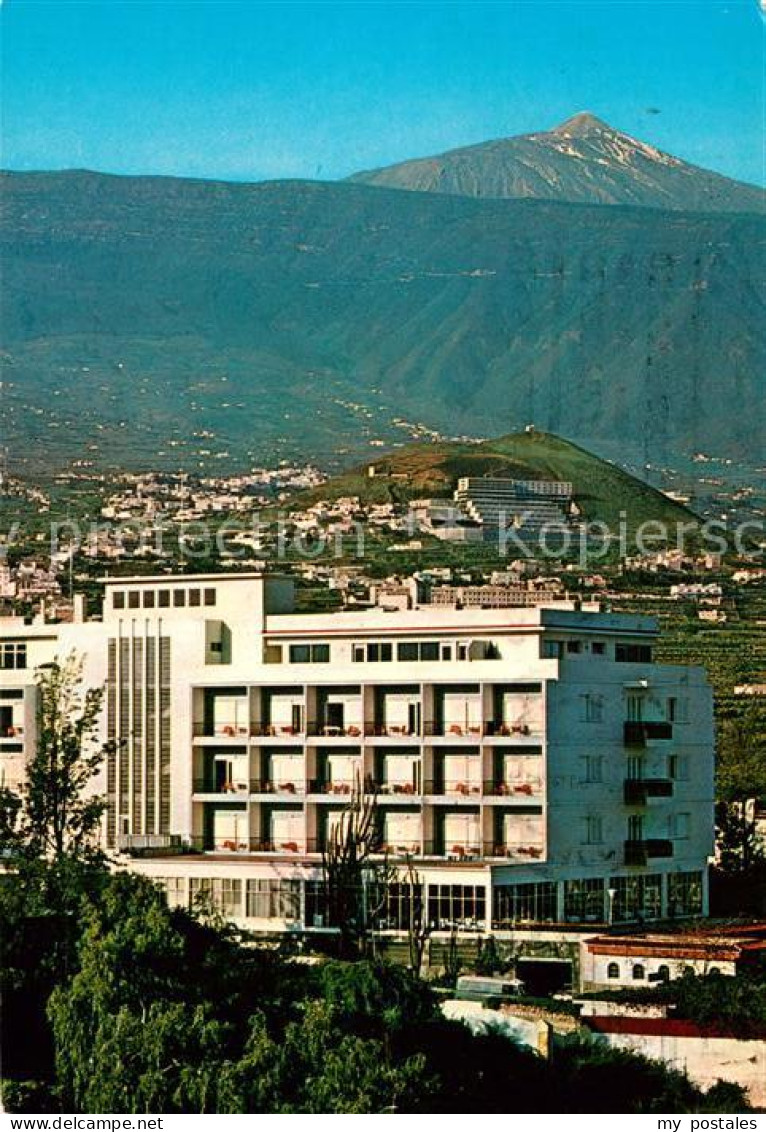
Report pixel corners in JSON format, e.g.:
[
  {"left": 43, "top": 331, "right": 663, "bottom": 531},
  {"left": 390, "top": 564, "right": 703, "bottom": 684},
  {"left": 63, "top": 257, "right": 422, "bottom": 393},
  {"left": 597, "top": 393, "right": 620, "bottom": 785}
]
[{"left": 550, "top": 112, "right": 613, "bottom": 137}]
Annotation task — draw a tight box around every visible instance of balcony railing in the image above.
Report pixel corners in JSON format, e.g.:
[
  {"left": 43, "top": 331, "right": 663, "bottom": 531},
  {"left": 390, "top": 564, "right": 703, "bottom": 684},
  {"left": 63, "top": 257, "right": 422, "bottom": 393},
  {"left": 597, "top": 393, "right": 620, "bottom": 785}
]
[
  {"left": 193, "top": 778, "right": 250, "bottom": 795},
  {"left": 308, "top": 778, "right": 360, "bottom": 796},
  {"left": 483, "top": 779, "right": 542, "bottom": 797},
  {"left": 196, "top": 837, "right": 317, "bottom": 854},
  {"left": 193, "top": 721, "right": 250, "bottom": 739},
  {"left": 623, "top": 779, "right": 674, "bottom": 805},
  {"left": 307, "top": 722, "right": 364, "bottom": 738},
  {"left": 364, "top": 721, "right": 421, "bottom": 738},
  {"left": 624, "top": 838, "right": 674, "bottom": 865},
  {"left": 423, "top": 780, "right": 482, "bottom": 797},
  {"left": 424, "top": 721, "right": 484, "bottom": 738},
  {"left": 624, "top": 721, "right": 673, "bottom": 745},
  {"left": 484, "top": 720, "right": 537, "bottom": 738},
  {"left": 249, "top": 722, "right": 306, "bottom": 738},
  {"left": 251, "top": 779, "right": 304, "bottom": 795}
]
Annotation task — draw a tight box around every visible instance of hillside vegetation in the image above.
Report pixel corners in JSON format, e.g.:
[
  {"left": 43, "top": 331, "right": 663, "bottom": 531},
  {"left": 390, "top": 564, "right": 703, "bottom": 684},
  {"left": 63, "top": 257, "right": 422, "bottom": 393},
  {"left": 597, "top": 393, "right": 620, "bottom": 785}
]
[{"left": 293, "top": 429, "right": 696, "bottom": 534}]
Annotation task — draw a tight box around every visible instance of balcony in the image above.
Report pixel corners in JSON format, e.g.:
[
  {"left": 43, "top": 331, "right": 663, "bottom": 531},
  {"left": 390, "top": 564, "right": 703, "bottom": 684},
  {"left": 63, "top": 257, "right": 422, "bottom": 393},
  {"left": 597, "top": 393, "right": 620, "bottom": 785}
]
[
  {"left": 423, "top": 840, "right": 482, "bottom": 860},
  {"left": 307, "top": 721, "right": 363, "bottom": 739},
  {"left": 308, "top": 778, "right": 359, "bottom": 796},
  {"left": 484, "top": 721, "right": 536, "bottom": 738},
  {"left": 376, "top": 780, "right": 420, "bottom": 797},
  {"left": 623, "top": 779, "right": 674, "bottom": 805},
  {"left": 249, "top": 722, "right": 305, "bottom": 739},
  {"left": 193, "top": 720, "right": 250, "bottom": 740},
  {"left": 364, "top": 721, "right": 421, "bottom": 739},
  {"left": 624, "top": 838, "right": 674, "bottom": 866},
  {"left": 424, "top": 779, "right": 482, "bottom": 798},
  {"left": 195, "top": 837, "right": 317, "bottom": 855},
  {"left": 193, "top": 778, "right": 249, "bottom": 796},
  {"left": 251, "top": 779, "right": 304, "bottom": 795},
  {"left": 424, "top": 720, "right": 484, "bottom": 739},
  {"left": 487, "top": 843, "right": 545, "bottom": 861},
  {"left": 484, "top": 779, "right": 542, "bottom": 798},
  {"left": 624, "top": 721, "right": 673, "bottom": 745}
]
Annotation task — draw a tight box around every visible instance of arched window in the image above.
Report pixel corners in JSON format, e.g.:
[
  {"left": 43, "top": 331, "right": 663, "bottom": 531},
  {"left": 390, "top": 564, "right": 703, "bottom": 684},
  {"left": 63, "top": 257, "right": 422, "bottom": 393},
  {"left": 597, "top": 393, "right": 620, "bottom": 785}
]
[
  {"left": 607, "top": 962, "right": 620, "bottom": 979},
  {"left": 656, "top": 964, "right": 670, "bottom": 982},
  {"left": 708, "top": 967, "right": 720, "bottom": 976},
  {"left": 632, "top": 963, "right": 645, "bottom": 980}
]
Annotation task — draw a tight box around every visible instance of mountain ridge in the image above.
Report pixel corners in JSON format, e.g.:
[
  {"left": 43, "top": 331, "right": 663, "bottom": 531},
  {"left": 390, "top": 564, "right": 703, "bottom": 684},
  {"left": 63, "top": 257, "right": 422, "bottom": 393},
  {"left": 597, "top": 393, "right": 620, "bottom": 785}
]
[
  {"left": 1, "top": 158, "right": 763, "bottom": 475},
  {"left": 348, "top": 112, "right": 766, "bottom": 213}
]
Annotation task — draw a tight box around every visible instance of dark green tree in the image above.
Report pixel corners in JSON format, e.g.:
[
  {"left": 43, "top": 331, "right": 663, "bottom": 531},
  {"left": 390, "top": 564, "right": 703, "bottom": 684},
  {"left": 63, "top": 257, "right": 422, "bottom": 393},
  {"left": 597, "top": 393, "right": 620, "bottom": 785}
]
[{"left": 20, "top": 654, "right": 113, "bottom": 861}]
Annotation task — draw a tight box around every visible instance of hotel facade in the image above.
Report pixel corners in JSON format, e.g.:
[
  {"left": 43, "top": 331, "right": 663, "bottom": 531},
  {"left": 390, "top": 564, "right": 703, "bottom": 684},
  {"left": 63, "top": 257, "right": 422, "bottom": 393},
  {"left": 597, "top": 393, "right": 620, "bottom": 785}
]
[{"left": 1, "top": 573, "right": 714, "bottom": 969}]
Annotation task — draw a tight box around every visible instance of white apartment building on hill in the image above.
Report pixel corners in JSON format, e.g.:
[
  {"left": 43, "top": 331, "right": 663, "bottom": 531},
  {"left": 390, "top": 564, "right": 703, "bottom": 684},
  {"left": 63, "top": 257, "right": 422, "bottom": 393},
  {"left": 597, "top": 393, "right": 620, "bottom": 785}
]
[{"left": 0, "top": 573, "right": 713, "bottom": 956}]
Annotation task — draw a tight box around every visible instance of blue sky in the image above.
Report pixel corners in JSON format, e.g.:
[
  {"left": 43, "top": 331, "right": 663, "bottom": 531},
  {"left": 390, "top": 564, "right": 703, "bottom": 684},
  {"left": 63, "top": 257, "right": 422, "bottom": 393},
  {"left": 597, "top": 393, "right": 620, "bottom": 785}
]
[{"left": 2, "top": 0, "right": 764, "bottom": 185}]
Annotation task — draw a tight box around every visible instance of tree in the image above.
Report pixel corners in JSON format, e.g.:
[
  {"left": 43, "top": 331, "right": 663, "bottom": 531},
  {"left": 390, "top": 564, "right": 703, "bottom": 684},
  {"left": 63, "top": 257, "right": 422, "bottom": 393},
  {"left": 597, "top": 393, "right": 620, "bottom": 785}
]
[
  {"left": 717, "top": 705, "right": 766, "bottom": 805},
  {"left": 21, "top": 654, "right": 114, "bottom": 861},
  {"left": 321, "top": 774, "right": 393, "bottom": 957},
  {"left": 715, "top": 800, "right": 764, "bottom": 874},
  {"left": 402, "top": 857, "right": 429, "bottom": 975}
]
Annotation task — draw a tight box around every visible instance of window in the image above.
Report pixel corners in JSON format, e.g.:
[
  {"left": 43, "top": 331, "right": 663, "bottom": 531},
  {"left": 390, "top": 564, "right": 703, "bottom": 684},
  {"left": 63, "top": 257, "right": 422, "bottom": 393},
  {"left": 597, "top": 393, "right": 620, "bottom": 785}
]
[
  {"left": 128, "top": 591, "right": 140, "bottom": 609},
  {"left": 670, "top": 813, "right": 690, "bottom": 840},
  {"left": 427, "top": 884, "right": 486, "bottom": 930},
  {"left": 156, "top": 876, "right": 185, "bottom": 907},
  {"left": 626, "top": 694, "right": 644, "bottom": 722},
  {"left": 632, "top": 964, "right": 645, "bottom": 980},
  {"left": 113, "top": 591, "right": 125, "bottom": 609},
  {"left": 246, "top": 878, "right": 301, "bottom": 920},
  {"left": 616, "top": 643, "right": 653, "bottom": 663},
  {"left": 492, "top": 882, "right": 557, "bottom": 927},
  {"left": 656, "top": 965, "right": 670, "bottom": 982},
  {"left": 564, "top": 878, "right": 604, "bottom": 922},
  {"left": 189, "top": 877, "right": 242, "bottom": 917},
  {"left": 204, "top": 588, "right": 217, "bottom": 606},
  {"left": 457, "top": 642, "right": 469, "bottom": 661},
  {"left": 352, "top": 644, "right": 365, "bottom": 663},
  {"left": 395, "top": 641, "right": 440, "bottom": 662},
  {"left": 667, "top": 871, "right": 703, "bottom": 917},
  {"left": 143, "top": 590, "right": 155, "bottom": 608},
  {"left": 289, "top": 643, "right": 330, "bottom": 664},
  {"left": 584, "top": 815, "right": 603, "bottom": 844},
  {"left": 158, "top": 590, "right": 170, "bottom": 608},
  {"left": 541, "top": 640, "right": 564, "bottom": 659},
  {"left": 582, "top": 694, "right": 604, "bottom": 723},
  {"left": 583, "top": 756, "right": 603, "bottom": 784},
  {"left": 668, "top": 754, "right": 689, "bottom": 781},
  {"left": 173, "top": 590, "right": 186, "bottom": 607},
  {"left": 0, "top": 643, "right": 27, "bottom": 670},
  {"left": 367, "top": 642, "right": 393, "bottom": 662},
  {"left": 592, "top": 642, "right": 606, "bottom": 656},
  {"left": 610, "top": 875, "right": 663, "bottom": 923},
  {"left": 189, "top": 588, "right": 201, "bottom": 607},
  {"left": 566, "top": 640, "right": 582, "bottom": 654},
  {"left": 607, "top": 962, "right": 620, "bottom": 979}
]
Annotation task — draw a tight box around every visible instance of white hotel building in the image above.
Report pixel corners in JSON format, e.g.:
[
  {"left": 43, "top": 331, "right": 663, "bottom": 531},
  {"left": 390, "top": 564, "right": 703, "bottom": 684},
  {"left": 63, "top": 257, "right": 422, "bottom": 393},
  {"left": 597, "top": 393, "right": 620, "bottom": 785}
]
[{"left": 0, "top": 572, "right": 713, "bottom": 965}]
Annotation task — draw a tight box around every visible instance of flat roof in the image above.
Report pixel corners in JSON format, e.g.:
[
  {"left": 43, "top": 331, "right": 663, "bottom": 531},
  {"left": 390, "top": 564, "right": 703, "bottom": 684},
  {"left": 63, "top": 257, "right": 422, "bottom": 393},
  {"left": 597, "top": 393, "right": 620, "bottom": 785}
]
[{"left": 100, "top": 572, "right": 279, "bottom": 585}]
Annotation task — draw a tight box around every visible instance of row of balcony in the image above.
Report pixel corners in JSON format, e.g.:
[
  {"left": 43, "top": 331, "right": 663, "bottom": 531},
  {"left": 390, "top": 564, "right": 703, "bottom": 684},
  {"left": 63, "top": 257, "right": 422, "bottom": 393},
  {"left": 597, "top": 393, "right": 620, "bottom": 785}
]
[
  {"left": 624, "top": 721, "right": 673, "bottom": 745},
  {"left": 188, "top": 837, "right": 544, "bottom": 861},
  {"left": 624, "top": 778, "right": 674, "bottom": 805},
  {"left": 194, "top": 720, "right": 538, "bottom": 740},
  {"left": 624, "top": 838, "right": 674, "bottom": 866},
  {"left": 193, "top": 778, "right": 543, "bottom": 798}
]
